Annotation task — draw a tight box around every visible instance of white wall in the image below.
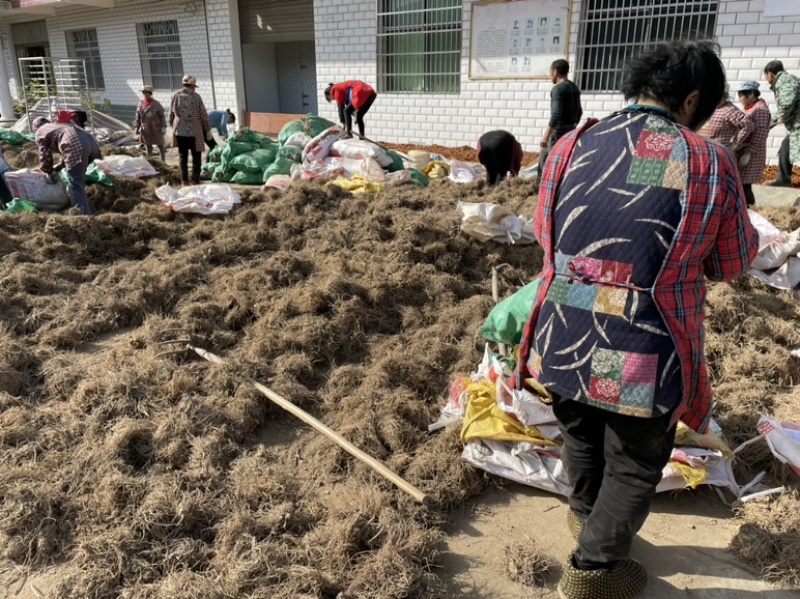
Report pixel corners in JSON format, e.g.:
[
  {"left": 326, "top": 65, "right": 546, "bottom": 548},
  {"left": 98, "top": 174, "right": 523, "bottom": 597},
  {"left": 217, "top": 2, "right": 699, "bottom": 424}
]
[
  {"left": 314, "top": 0, "right": 800, "bottom": 163},
  {"left": 0, "top": 0, "right": 241, "bottom": 118}
]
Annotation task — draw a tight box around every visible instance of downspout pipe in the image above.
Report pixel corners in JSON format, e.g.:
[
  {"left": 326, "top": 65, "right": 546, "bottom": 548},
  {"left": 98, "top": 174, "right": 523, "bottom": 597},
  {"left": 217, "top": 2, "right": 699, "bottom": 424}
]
[{"left": 201, "top": 0, "right": 218, "bottom": 109}]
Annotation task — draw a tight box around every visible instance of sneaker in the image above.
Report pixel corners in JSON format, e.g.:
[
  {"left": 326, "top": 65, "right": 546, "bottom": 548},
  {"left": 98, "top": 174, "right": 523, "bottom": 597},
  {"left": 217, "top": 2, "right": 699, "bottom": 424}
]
[
  {"left": 557, "top": 554, "right": 648, "bottom": 599},
  {"left": 765, "top": 179, "right": 792, "bottom": 187}
]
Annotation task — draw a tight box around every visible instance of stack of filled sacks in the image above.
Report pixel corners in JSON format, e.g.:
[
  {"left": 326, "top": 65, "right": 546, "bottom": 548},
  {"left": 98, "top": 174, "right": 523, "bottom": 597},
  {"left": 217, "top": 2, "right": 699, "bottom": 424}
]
[
  {"left": 431, "top": 279, "right": 742, "bottom": 499},
  {"left": 201, "top": 127, "right": 281, "bottom": 185},
  {"left": 262, "top": 118, "right": 431, "bottom": 192}
]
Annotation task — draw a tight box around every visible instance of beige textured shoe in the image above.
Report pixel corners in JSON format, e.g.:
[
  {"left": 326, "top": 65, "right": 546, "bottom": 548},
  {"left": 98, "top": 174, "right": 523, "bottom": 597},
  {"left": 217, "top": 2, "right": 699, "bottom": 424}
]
[
  {"left": 557, "top": 554, "right": 648, "bottom": 599},
  {"left": 567, "top": 510, "right": 583, "bottom": 541}
]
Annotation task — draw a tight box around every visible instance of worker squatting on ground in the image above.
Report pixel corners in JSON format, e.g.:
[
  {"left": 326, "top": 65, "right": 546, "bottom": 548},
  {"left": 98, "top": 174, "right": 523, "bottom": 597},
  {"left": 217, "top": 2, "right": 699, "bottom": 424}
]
[
  {"left": 32, "top": 116, "right": 102, "bottom": 215},
  {"left": 737, "top": 81, "right": 772, "bottom": 206},
  {"left": 538, "top": 59, "right": 582, "bottom": 176},
  {"left": 204, "top": 108, "right": 236, "bottom": 160},
  {"left": 169, "top": 74, "right": 211, "bottom": 186},
  {"left": 764, "top": 60, "right": 800, "bottom": 187},
  {"left": 513, "top": 40, "right": 759, "bottom": 599},
  {"left": 135, "top": 85, "right": 167, "bottom": 161},
  {"left": 476, "top": 130, "right": 523, "bottom": 186},
  {"left": 324, "top": 80, "right": 377, "bottom": 139}
]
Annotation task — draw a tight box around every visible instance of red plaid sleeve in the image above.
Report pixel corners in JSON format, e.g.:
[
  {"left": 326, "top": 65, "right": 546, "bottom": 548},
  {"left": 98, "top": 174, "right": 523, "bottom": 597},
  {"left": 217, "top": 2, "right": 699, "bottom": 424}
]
[{"left": 703, "top": 148, "right": 759, "bottom": 281}]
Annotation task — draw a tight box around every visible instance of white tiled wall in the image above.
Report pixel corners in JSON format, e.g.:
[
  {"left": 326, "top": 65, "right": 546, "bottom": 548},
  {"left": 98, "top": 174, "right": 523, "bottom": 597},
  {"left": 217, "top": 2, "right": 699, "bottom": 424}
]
[
  {"left": 314, "top": 0, "right": 800, "bottom": 163},
  {"left": 0, "top": 0, "right": 239, "bottom": 119}
]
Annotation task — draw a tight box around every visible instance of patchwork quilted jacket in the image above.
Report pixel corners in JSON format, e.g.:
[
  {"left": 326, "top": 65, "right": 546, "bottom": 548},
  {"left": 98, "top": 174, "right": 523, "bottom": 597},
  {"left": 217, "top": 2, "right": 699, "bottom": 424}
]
[{"left": 516, "top": 107, "right": 759, "bottom": 432}]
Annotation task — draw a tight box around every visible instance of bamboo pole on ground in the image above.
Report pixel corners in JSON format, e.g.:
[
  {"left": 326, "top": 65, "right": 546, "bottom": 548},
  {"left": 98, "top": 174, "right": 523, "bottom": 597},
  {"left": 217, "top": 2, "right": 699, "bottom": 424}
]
[{"left": 188, "top": 344, "right": 428, "bottom": 504}]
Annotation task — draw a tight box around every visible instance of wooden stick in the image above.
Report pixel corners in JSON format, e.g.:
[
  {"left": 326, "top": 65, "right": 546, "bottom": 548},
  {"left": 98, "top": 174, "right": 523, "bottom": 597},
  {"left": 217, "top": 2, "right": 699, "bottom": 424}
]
[
  {"left": 491, "top": 266, "right": 508, "bottom": 357},
  {"left": 188, "top": 345, "right": 428, "bottom": 504}
]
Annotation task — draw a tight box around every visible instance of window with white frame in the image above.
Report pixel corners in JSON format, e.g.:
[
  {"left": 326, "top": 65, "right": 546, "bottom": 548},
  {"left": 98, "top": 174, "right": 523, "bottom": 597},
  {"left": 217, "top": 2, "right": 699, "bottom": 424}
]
[
  {"left": 577, "top": 0, "right": 718, "bottom": 93},
  {"left": 66, "top": 28, "right": 104, "bottom": 90},
  {"left": 136, "top": 20, "right": 184, "bottom": 91},
  {"left": 377, "top": 0, "right": 462, "bottom": 93}
]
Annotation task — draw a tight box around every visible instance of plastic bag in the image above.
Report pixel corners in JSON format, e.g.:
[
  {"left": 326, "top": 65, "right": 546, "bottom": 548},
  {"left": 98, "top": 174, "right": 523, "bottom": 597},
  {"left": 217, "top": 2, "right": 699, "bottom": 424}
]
[
  {"left": 4, "top": 169, "right": 69, "bottom": 212},
  {"left": 0, "top": 129, "right": 26, "bottom": 146},
  {"left": 457, "top": 201, "right": 536, "bottom": 245},
  {"left": 4, "top": 198, "right": 38, "bottom": 213},
  {"left": 230, "top": 170, "right": 264, "bottom": 185},
  {"left": 155, "top": 184, "right": 241, "bottom": 215},
  {"left": 479, "top": 279, "right": 541, "bottom": 345},
  {"left": 422, "top": 160, "right": 451, "bottom": 179},
  {"left": 449, "top": 159, "right": 483, "bottom": 183},
  {"left": 330, "top": 139, "right": 393, "bottom": 167},
  {"left": 302, "top": 126, "right": 342, "bottom": 163},
  {"left": 59, "top": 162, "right": 113, "bottom": 187},
  {"left": 290, "top": 161, "right": 346, "bottom": 181},
  {"left": 278, "top": 119, "right": 305, "bottom": 145},
  {"left": 230, "top": 148, "right": 278, "bottom": 173},
  {"left": 95, "top": 155, "right": 157, "bottom": 179},
  {"left": 263, "top": 174, "right": 292, "bottom": 191},
  {"left": 284, "top": 131, "right": 311, "bottom": 148}
]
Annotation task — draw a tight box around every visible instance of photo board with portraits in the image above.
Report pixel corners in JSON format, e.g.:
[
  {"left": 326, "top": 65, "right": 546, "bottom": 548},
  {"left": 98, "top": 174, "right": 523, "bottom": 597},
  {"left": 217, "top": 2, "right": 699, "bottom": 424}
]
[{"left": 469, "top": 0, "right": 571, "bottom": 80}]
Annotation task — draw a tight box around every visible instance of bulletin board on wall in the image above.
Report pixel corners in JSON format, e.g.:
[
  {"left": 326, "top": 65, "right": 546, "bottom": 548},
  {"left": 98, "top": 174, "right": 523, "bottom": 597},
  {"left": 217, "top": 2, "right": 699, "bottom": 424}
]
[{"left": 469, "top": 0, "right": 572, "bottom": 80}]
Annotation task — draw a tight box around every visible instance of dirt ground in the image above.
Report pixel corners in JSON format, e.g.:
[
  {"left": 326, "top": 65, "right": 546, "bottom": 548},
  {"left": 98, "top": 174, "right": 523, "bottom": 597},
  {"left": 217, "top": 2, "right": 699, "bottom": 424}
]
[{"left": 0, "top": 141, "right": 798, "bottom": 598}]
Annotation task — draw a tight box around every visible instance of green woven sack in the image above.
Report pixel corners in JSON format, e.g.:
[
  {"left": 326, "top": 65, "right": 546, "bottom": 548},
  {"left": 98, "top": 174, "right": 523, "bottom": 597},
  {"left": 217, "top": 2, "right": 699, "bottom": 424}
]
[
  {"left": 230, "top": 148, "right": 278, "bottom": 173},
  {"left": 262, "top": 156, "right": 296, "bottom": 181},
  {"left": 220, "top": 141, "right": 257, "bottom": 169},
  {"left": 408, "top": 169, "right": 429, "bottom": 187},
  {"left": 231, "top": 170, "right": 263, "bottom": 185},
  {"left": 479, "top": 279, "right": 541, "bottom": 346},
  {"left": 0, "top": 129, "right": 25, "bottom": 146},
  {"left": 208, "top": 145, "right": 224, "bottom": 163},
  {"left": 385, "top": 149, "right": 404, "bottom": 173},
  {"left": 277, "top": 145, "right": 302, "bottom": 163},
  {"left": 212, "top": 165, "right": 236, "bottom": 183}
]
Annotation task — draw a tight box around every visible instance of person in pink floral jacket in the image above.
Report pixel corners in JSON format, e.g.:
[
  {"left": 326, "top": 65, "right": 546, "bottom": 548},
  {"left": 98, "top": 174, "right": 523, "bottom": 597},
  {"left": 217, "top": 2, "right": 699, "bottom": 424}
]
[{"left": 169, "top": 75, "right": 211, "bottom": 185}]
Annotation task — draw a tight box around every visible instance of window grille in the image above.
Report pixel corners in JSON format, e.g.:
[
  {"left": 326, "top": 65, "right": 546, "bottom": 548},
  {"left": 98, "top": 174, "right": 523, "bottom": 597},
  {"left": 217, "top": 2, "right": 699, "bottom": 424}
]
[
  {"left": 136, "top": 20, "right": 184, "bottom": 91},
  {"left": 576, "top": 0, "right": 718, "bottom": 93},
  {"left": 377, "top": 0, "right": 462, "bottom": 93},
  {"left": 66, "top": 29, "right": 104, "bottom": 90}
]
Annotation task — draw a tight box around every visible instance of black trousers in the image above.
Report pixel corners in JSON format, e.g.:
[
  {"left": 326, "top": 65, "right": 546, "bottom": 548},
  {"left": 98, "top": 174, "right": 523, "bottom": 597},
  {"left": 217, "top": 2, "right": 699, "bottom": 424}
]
[
  {"left": 551, "top": 394, "right": 676, "bottom": 569},
  {"left": 0, "top": 175, "right": 12, "bottom": 209},
  {"left": 478, "top": 148, "right": 511, "bottom": 186},
  {"left": 779, "top": 135, "right": 793, "bottom": 183},
  {"left": 205, "top": 136, "right": 217, "bottom": 163},
  {"left": 538, "top": 125, "right": 575, "bottom": 176},
  {"left": 742, "top": 184, "right": 755, "bottom": 206},
  {"left": 344, "top": 91, "right": 377, "bottom": 137},
  {"left": 177, "top": 135, "right": 201, "bottom": 183}
]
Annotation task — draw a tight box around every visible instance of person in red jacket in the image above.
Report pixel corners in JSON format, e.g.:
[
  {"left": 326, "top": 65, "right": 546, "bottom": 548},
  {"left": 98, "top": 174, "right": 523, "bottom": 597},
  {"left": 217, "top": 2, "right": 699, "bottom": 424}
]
[{"left": 324, "top": 80, "right": 377, "bottom": 139}]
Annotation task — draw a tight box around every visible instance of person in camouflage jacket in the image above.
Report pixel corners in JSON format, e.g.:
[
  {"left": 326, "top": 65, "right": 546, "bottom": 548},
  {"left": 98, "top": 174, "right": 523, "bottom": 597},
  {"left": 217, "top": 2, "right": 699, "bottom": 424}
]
[{"left": 764, "top": 60, "right": 800, "bottom": 186}]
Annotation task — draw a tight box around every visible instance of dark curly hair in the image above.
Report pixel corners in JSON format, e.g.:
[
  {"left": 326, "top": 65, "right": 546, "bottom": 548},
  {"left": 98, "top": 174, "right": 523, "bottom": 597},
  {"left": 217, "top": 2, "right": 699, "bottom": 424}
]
[{"left": 620, "top": 40, "right": 726, "bottom": 130}]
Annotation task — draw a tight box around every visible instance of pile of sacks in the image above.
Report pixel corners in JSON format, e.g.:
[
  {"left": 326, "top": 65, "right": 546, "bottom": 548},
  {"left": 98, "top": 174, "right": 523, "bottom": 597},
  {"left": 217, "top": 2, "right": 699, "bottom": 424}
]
[
  {"left": 432, "top": 279, "right": 791, "bottom": 503},
  {"left": 201, "top": 113, "right": 484, "bottom": 192}
]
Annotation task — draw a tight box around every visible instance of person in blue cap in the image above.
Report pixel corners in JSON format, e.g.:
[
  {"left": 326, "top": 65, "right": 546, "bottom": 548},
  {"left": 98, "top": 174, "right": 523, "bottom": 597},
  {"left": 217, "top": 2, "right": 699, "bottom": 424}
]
[{"left": 737, "top": 81, "right": 771, "bottom": 205}]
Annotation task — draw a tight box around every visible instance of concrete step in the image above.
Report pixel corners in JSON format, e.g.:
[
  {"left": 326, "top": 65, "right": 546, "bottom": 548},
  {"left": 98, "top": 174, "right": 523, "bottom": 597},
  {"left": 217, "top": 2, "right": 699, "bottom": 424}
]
[{"left": 752, "top": 184, "right": 799, "bottom": 207}]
